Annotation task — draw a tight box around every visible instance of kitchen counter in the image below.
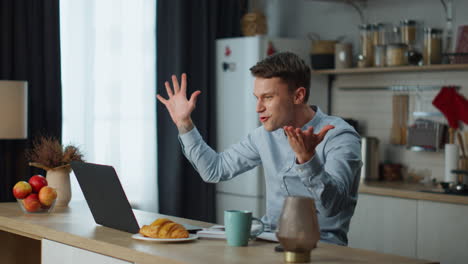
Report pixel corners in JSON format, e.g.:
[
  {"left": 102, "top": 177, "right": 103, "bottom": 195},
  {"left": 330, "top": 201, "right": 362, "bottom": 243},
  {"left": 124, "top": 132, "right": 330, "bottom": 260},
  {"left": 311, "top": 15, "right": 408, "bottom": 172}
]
[
  {"left": 360, "top": 181, "right": 468, "bottom": 205},
  {"left": 0, "top": 201, "right": 438, "bottom": 264}
]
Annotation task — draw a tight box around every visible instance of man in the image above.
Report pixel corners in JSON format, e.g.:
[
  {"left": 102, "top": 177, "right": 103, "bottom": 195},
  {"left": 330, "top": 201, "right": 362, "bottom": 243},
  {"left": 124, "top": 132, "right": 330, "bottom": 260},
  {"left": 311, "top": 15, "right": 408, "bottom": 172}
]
[{"left": 157, "top": 52, "right": 361, "bottom": 246}]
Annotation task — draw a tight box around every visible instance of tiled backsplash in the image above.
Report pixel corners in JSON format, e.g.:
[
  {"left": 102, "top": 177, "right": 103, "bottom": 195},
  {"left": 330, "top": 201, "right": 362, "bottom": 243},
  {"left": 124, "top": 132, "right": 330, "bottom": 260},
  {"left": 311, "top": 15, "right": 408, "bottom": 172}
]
[{"left": 331, "top": 71, "right": 468, "bottom": 182}]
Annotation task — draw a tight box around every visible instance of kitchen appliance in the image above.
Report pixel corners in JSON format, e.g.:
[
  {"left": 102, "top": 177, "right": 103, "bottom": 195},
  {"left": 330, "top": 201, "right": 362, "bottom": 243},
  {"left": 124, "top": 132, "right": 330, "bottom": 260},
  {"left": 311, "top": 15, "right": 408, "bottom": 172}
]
[
  {"left": 215, "top": 36, "right": 310, "bottom": 224},
  {"left": 439, "top": 170, "right": 468, "bottom": 195},
  {"left": 360, "top": 137, "right": 380, "bottom": 182}
]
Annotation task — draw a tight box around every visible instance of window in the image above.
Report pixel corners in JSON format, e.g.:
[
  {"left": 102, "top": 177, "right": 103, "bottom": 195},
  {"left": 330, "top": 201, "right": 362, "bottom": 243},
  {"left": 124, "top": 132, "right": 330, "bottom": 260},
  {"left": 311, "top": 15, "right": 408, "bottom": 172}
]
[{"left": 60, "top": 0, "right": 157, "bottom": 212}]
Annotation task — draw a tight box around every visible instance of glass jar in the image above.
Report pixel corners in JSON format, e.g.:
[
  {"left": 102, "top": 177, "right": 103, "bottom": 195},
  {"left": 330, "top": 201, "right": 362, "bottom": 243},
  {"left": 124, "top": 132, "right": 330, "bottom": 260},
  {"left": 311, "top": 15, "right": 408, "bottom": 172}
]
[
  {"left": 401, "top": 20, "right": 422, "bottom": 65},
  {"left": 388, "top": 26, "right": 401, "bottom": 45},
  {"left": 335, "top": 43, "right": 353, "bottom": 69},
  {"left": 400, "top": 20, "right": 417, "bottom": 46},
  {"left": 372, "top": 24, "right": 380, "bottom": 46},
  {"left": 423, "top": 28, "right": 442, "bottom": 65},
  {"left": 386, "top": 43, "right": 408, "bottom": 66},
  {"left": 374, "top": 45, "right": 386, "bottom": 67},
  {"left": 359, "top": 24, "right": 376, "bottom": 67},
  {"left": 376, "top": 23, "right": 391, "bottom": 45}
]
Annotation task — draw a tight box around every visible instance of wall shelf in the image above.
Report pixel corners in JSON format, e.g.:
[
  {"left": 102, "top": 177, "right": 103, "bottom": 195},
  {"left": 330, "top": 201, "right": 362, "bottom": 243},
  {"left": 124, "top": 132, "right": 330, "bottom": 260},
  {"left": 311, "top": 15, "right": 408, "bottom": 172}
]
[{"left": 313, "top": 64, "right": 468, "bottom": 75}]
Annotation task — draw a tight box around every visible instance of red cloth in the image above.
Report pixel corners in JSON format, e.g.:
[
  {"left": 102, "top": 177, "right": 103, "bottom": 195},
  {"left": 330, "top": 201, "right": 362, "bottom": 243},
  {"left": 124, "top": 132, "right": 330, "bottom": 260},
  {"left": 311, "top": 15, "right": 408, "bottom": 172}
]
[{"left": 432, "top": 86, "right": 468, "bottom": 129}]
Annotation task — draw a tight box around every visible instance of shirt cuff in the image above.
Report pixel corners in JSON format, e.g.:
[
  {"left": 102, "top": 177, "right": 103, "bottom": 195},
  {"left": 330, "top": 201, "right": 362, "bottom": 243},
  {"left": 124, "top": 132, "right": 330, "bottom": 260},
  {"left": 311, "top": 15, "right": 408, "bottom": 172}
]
[
  {"left": 178, "top": 126, "right": 201, "bottom": 148},
  {"left": 293, "top": 153, "right": 323, "bottom": 181}
]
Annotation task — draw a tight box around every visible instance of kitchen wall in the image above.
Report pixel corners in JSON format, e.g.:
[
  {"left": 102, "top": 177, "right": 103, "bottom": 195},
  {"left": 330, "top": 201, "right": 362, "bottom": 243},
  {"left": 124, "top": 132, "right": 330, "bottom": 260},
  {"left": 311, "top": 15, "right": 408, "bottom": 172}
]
[
  {"left": 263, "top": 0, "right": 468, "bottom": 49},
  {"left": 254, "top": 0, "right": 468, "bottom": 181},
  {"left": 332, "top": 71, "right": 468, "bottom": 182},
  {"left": 257, "top": 0, "right": 468, "bottom": 108}
]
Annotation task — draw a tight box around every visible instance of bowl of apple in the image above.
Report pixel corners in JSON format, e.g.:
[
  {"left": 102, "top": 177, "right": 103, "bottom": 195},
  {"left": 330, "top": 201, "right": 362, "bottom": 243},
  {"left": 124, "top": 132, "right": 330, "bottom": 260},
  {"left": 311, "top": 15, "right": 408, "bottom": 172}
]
[{"left": 13, "top": 175, "right": 58, "bottom": 214}]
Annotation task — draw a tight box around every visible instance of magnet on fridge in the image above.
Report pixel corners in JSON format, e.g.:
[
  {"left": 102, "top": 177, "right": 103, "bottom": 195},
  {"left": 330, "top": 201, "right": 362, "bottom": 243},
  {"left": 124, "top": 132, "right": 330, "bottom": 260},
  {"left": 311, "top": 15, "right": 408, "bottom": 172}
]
[
  {"left": 225, "top": 46, "right": 232, "bottom": 57},
  {"left": 222, "top": 62, "right": 236, "bottom": 72}
]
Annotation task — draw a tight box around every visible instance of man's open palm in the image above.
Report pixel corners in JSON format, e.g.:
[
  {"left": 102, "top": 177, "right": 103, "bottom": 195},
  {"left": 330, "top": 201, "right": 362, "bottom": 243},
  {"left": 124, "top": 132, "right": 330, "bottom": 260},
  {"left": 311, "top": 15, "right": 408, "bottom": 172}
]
[
  {"left": 284, "top": 125, "right": 335, "bottom": 164},
  {"left": 156, "top": 73, "right": 201, "bottom": 128}
]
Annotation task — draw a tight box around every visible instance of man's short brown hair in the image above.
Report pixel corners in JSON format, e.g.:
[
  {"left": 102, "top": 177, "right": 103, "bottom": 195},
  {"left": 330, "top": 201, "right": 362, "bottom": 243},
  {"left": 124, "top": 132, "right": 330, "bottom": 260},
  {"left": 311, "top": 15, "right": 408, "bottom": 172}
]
[{"left": 249, "top": 52, "right": 311, "bottom": 103}]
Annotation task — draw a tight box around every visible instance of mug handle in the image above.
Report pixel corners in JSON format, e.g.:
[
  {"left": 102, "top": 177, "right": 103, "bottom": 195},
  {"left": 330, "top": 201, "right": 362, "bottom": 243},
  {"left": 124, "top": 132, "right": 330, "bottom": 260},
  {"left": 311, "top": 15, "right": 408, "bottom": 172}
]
[{"left": 250, "top": 217, "right": 265, "bottom": 239}]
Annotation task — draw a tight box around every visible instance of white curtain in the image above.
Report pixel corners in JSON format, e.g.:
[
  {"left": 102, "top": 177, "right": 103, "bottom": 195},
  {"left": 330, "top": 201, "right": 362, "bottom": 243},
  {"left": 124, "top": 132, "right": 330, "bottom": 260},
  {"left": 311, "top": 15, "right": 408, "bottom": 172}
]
[{"left": 60, "top": 0, "right": 158, "bottom": 212}]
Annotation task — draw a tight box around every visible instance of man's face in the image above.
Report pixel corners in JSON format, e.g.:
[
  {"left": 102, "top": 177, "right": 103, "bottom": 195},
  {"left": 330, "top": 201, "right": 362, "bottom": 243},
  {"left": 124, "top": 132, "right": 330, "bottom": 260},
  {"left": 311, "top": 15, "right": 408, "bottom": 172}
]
[{"left": 253, "top": 77, "right": 295, "bottom": 132}]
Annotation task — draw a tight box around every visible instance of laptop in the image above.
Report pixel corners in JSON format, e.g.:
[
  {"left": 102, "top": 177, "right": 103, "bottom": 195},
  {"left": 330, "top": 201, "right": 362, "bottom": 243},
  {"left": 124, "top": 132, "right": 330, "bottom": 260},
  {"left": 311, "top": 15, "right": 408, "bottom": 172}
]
[{"left": 71, "top": 161, "right": 202, "bottom": 234}]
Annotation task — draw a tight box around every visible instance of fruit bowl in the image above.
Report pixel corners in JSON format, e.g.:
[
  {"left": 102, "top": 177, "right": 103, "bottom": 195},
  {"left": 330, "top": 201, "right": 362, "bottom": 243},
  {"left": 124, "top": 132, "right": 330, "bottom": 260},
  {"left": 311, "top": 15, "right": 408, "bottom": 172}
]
[
  {"left": 17, "top": 197, "right": 57, "bottom": 214},
  {"left": 13, "top": 175, "right": 58, "bottom": 214}
]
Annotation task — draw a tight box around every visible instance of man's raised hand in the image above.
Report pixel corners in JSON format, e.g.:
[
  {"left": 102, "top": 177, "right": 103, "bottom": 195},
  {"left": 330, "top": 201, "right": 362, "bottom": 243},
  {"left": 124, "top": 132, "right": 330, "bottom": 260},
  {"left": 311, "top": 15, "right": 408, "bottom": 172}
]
[
  {"left": 156, "top": 73, "right": 201, "bottom": 133},
  {"left": 283, "top": 125, "right": 335, "bottom": 164}
]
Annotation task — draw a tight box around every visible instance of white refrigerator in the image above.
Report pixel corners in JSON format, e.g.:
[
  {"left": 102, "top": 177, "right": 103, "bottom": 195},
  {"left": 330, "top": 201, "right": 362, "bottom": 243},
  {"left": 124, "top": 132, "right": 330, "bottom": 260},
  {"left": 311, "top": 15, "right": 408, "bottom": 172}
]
[{"left": 215, "top": 36, "right": 311, "bottom": 223}]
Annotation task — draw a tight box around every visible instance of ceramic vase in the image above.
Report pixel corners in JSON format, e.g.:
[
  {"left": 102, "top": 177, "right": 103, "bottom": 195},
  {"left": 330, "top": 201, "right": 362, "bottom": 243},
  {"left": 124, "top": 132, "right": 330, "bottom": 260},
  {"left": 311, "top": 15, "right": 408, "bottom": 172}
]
[
  {"left": 46, "top": 166, "right": 72, "bottom": 207},
  {"left": 276, "top": 196, "right": 320, "bottom": 263}
]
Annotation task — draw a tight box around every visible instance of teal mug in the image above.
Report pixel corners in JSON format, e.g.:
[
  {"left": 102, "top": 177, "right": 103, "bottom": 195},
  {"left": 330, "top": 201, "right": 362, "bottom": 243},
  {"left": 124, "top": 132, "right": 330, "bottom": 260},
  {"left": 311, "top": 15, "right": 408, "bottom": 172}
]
[{"left": 224, "top": 210, "right": 264, "bottom": 246}]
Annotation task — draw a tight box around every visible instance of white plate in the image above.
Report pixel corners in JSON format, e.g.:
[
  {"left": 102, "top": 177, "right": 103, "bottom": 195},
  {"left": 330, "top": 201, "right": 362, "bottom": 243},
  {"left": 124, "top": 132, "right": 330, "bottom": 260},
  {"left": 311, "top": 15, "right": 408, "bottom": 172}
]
[{"left": 131, "top": 233, "right": 198, "bottom": 242}]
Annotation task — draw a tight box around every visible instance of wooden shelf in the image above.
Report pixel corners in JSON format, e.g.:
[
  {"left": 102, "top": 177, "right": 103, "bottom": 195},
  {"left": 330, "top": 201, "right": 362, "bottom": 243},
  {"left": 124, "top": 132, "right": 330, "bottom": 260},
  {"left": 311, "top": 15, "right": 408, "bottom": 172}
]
[
  {"left": 312, "top": 64, "right": 468, "bottom": 75},
  {"left": 307, "top": 0, "right": 366, "bottom": 3}
]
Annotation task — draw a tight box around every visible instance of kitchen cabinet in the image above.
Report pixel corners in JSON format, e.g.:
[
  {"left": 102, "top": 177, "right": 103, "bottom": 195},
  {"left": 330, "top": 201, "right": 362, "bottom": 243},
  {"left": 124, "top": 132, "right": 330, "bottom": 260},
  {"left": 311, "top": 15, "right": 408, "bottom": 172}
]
[
  {"left": 417, "top": 201, "right": 468, "bottom": 264},
  {"left": 349, "top": 192, "right": 468, "bottom": 264},
  {"left": 42, "top": 239, "right": 132, "bottom": 264},
  {"left": 0, "top": 230, "right": 40, "bottom": 264},
  {"left": 348, "top": 193, "right": 418, "bottom": 258}
]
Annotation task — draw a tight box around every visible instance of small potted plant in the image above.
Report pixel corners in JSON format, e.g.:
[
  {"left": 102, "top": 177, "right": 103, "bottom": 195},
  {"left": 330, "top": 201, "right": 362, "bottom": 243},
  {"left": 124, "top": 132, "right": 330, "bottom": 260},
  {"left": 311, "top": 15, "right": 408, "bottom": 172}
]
[{"left": 26, "top": 136, "right": 84, "bottom": 207}]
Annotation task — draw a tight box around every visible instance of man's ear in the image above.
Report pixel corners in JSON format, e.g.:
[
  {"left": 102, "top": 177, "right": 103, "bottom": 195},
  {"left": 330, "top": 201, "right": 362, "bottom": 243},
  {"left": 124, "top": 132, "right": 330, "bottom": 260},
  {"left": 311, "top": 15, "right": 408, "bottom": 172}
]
[{"left": 294, "top": 87, "right": 306, "bottom": 104}]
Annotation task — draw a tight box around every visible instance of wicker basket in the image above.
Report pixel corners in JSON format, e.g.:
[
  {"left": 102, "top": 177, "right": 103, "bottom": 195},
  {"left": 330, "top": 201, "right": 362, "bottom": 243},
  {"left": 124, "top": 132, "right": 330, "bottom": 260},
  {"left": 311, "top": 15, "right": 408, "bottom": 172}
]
[{"left": 241, "top": 11, "right": 267, "bottom": 36}]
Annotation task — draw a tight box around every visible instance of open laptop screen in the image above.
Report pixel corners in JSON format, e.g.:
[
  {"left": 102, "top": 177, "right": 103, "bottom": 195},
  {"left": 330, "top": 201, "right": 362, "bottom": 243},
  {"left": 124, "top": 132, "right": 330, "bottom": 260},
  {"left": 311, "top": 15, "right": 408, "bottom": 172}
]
[{"left": 71, "top": 161, "right": 140, "bottom": 233}]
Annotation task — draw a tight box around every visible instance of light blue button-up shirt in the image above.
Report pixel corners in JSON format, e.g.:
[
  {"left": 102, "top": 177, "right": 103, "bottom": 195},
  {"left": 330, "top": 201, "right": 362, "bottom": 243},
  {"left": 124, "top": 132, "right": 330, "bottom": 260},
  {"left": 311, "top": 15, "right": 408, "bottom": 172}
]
[{"left": 179, "top": 106, "right": 362, "bottom": 245}]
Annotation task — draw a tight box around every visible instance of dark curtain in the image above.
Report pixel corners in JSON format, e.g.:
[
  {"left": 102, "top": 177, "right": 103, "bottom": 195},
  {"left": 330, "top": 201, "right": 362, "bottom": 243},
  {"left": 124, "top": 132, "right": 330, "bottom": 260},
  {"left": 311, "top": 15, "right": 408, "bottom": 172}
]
[
  {"left": 0, "top": 0, "right": 62, "bottom": 201},
  {"left": 157, "top": 0, "right": 246, "bottom": 222}
]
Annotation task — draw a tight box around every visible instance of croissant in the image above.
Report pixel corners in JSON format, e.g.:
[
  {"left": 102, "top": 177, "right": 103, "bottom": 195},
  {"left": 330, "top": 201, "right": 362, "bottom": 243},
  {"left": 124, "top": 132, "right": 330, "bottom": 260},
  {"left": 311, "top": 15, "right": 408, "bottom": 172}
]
[{"left": 139, "top": 218, "right": 189, "bottom": 239}]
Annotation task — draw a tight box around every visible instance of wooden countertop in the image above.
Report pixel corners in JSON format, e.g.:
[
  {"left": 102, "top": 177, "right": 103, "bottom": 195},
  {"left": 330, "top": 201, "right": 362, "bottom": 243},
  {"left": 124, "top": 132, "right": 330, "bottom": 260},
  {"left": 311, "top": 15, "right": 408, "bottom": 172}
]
[
  {"left": 0, "top": 202, "right": 437, "bottom": 264},
  {"left": 359, "top": 181, "right": 468, "bottom": 205}
]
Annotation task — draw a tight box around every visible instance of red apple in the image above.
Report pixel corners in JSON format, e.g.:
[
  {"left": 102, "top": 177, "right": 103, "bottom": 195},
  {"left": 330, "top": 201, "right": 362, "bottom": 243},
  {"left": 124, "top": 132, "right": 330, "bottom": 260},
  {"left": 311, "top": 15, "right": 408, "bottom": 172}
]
[
  {"left": 29, "top": 175, "right": 48, "bottom": 193},
  {"left": 23, "top": 193, "right": 41, "bottom": 212},
  {"left": 38, "top": 186, "right": 57, "bottom": 207},
  {"left": 13, "top": 181, "right": 32, "bottom": 199}
]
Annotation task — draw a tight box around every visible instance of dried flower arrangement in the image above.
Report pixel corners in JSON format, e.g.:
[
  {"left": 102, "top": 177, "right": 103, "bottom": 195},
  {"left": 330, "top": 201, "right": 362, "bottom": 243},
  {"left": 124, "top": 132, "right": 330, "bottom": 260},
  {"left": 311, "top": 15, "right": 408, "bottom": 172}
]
[{"left": 26, "top": 136, "right": 84, "bottom": 171}]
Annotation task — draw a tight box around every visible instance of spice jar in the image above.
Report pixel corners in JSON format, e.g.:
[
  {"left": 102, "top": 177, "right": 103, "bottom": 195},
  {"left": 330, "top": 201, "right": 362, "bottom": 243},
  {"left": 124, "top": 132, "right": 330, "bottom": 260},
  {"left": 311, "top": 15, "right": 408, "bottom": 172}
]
[
  {"left": 386, "top": 43, "right": 408, "bottom": 66},
  {"left": 359, "top": 24, "right": 376, "bottom": 67},
  {"left": 423, "top": 28, "right": 442, "bottom": 65}
]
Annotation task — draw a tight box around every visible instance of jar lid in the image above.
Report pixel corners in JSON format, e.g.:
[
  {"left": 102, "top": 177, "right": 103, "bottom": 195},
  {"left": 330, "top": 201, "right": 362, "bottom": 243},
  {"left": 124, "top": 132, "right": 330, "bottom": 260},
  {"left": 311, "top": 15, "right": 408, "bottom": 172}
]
[
  {"left": 400, "top": 20, "right": 417, "bottom": 26},
  {"left": 376, "top": 23, "right": 390, "bottom": 29},
  {"left": 359, "top": 24, "right": 376, "bottom": 30},
  {"left": 424, "top": 28, "right": 443, "bottom": 34}
]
